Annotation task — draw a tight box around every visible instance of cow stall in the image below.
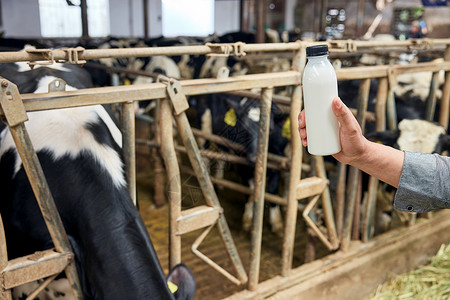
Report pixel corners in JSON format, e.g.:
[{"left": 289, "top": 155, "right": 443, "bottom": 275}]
[{"left": 0, "top": 38, "right": 449, "bottom": 299}]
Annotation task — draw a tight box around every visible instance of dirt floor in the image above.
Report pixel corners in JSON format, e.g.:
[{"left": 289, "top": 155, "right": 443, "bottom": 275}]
[{"left": 136, "top": 164, "right": 332, "bottom": 299}]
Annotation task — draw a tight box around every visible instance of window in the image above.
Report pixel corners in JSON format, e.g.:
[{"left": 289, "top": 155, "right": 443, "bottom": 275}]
[
  {"left": 39, "top": 0, "right": 110, "bottom": 38},
  {"left": 162, "top": 0, "right": 214, "bottom": 37}
]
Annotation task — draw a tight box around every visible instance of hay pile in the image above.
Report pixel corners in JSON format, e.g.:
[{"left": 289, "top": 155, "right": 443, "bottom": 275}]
[{"left": 369, "top": 244, "right": 450, "bottom": 300}]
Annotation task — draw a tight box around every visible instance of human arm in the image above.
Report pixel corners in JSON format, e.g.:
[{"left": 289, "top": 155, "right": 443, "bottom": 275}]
[{"left": 298, "top": 97, "right": 404, "bottom": 188}]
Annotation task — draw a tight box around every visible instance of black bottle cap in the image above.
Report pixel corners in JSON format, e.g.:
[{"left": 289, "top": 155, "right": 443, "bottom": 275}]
[{"left": 306, "top": 45, "right": 329, "bottom": 57}]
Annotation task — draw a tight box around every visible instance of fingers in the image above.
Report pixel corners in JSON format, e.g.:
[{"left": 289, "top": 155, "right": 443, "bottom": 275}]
[
  {"left": 298, "top": 110, "right": 306, "bottom": 128},
  {"left": 298, "top": 110, "right": 307, "bottom": 147},
  {"left": 332, "top": 97, "right": 358, "bottom": 130}
]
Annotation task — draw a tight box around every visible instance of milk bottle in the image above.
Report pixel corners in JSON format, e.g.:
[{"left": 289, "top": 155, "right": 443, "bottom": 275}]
[{"left": 302, "top": 44, "right": 341, "bottom": 155}]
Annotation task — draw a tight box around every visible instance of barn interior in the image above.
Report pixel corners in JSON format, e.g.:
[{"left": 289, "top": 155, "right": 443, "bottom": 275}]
[{"left": 0, "top": 0, "right": 450, "bottom": 300}]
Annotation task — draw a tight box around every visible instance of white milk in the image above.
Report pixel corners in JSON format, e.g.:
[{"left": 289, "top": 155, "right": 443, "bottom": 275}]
[{"left": 302, "top": 45, "right": 341, "bottom": 156}]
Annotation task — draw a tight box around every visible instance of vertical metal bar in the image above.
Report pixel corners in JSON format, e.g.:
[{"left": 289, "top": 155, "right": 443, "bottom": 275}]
[
  {"left": 356, "top": 0, "right": 365, "bottom": 38},
  {"left": 386, "top": 69, "right": 398, "bottom": 130},
  {"left": 375, "top": 77, "right": 388, "bottom": 131},
  {"left": 341, "top": 78, "right": 370, "bottom": 251},
  {"left": 335, "top": 163, "right": 346, "bottom": 238},
  {"left": 362, "top": 176, "right": 379, "bottom": 242},
  {"left": 143, "top": 0, "right": 149, "bottom": 39},
  {"left": 153, "top": 99, "right": 166, "bottom": 207},
  {"left": 8, "top": 124, "right": 82, "bottom": 300},
  {"left": 352, "top": 175, "right": 362, "bottom": 240},
  {"left": 121, "top": 101, "right": 137, "bottom": 205},
  {"left": 281, "top": 46, "right": 306, "bottom": 277},
  {"left": 80, "top": 0, "right": 89, "bottom": 40},
  {"left": 173, "top": 112, "right": 248, "bottom": 284},
  {"left": 248, "top": 87, "right": 273, "bottom": 291},
  {"left": 0, "top": 214, "right": 12, "bottom": 300},
  {"left": 439, "top": 46, "right": 450, "bottom": 130},
  {"left": 160, "top": 99, "right": 182, "bottom": 269},
  {"left": 320, "top": 0, "right": 329, "bottom": 34},
  {"left": 313, "top": 156, "right": 339, "bottom": 248},
  {"left": 425, "top": 72, "right": 439, "bottom": 121},
  {"left": 256, "top": 0, "right": 265, "bottom": 43}
]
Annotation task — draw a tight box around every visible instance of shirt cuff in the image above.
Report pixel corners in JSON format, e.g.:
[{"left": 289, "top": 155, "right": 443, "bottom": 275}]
[{"left": 394, "top": 151, "right": 436, "bottom": 213}]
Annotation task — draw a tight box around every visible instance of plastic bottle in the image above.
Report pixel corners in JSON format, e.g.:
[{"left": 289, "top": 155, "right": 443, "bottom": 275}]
[{"left": 302, "top": 44, "right": 341, "bottom": 156}]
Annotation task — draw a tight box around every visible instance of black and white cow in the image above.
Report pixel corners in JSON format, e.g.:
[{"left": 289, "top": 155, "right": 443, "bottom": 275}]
[{"left": 0, "top": 61, "right": 195, "bottom": 300}]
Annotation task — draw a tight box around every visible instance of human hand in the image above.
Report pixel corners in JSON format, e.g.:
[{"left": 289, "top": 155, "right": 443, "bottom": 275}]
[{"left": 298, "top": 97, "right": 369, "bottom": 165}]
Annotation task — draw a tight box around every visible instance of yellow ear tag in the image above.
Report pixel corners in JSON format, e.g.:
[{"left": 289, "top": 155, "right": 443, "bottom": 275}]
[
  {"left": 224, "top": 108, "right": 237, "bottom": 127},
  {"left": 282, "top": 117, "right": 291, "bottom": 139},
  {"left": 167, "top": 281, "right": 178, "bottom": 294},
  {"left": 124, "top": 79, "right": 131, "bottom": 85}
]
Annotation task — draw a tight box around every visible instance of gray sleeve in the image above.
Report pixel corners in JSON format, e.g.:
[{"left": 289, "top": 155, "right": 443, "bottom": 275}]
[{"left": 394, "top": 151, "right": 450, "bottom": 213}]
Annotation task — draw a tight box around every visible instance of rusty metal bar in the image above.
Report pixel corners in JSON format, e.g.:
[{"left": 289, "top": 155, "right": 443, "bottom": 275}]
[
  {"left": 248, "top": 87, "right": 273, "bottom": 291},
  {"left": 281, "top": 45, "right": 306, "bottom": 277},
  {"left": 439, "top": 45, "right": 450, "bottom": 130},
  {"left": 121, "top": 101, "right": 136, "bottom": 205},
  {"left": 375, "top": 77, "right": 388, "bottom": 131},
  {"left": 153, "top": 100, "right": 166, "bottom": 208},
  {"left": 341, "top": 78, "right": 371, "bottom": 251},
  {"left": 335, "top": 163, "right": 347, "bottom": 238},
  {"left": 1, "top": 39, "right": 449, "bottom": 64},
  {"left": 160, "top": 99, "right": 182, "bottom": 270},
  {"left": 386, "top": 68, "right": 398, "bottom": 130},
  {"left": 362, "top": 176, "right": 379, "bottom": 242},
  {"left": 173, "top": 108, "right": 248, "bottom": 284},
  {"left": 426, "top": 71, "right": 440, "bottom": 122}
]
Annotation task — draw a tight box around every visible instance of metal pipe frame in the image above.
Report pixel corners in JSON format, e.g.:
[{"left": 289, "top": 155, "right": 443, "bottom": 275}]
[
  {"left": 281, "top": 46, "right": 306, "bottom": 277},
  {"left": 159, "top": 99, "right": 182, "bottom": 270},
  {"left": 248, "top": 88, "right": 273, "bottom": 291},
  {"left": 0, "top": 39, "right": 449, "bottom": 64}
]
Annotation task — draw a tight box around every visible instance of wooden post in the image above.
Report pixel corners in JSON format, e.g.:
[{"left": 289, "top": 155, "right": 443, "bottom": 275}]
[
  {"left": 160, "top": 99, "right": 182, "bottom": 269},
  {"left": 281, "top": 46, "right": 306, "bottom": 276},
  {"left": 248, "top": 88, "right": 273, "bottom": 290}
]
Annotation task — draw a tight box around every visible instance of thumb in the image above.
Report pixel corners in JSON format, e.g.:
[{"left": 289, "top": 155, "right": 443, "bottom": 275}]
[{"left": 332, "top": 97, "right": 356, "bottom": 130}]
